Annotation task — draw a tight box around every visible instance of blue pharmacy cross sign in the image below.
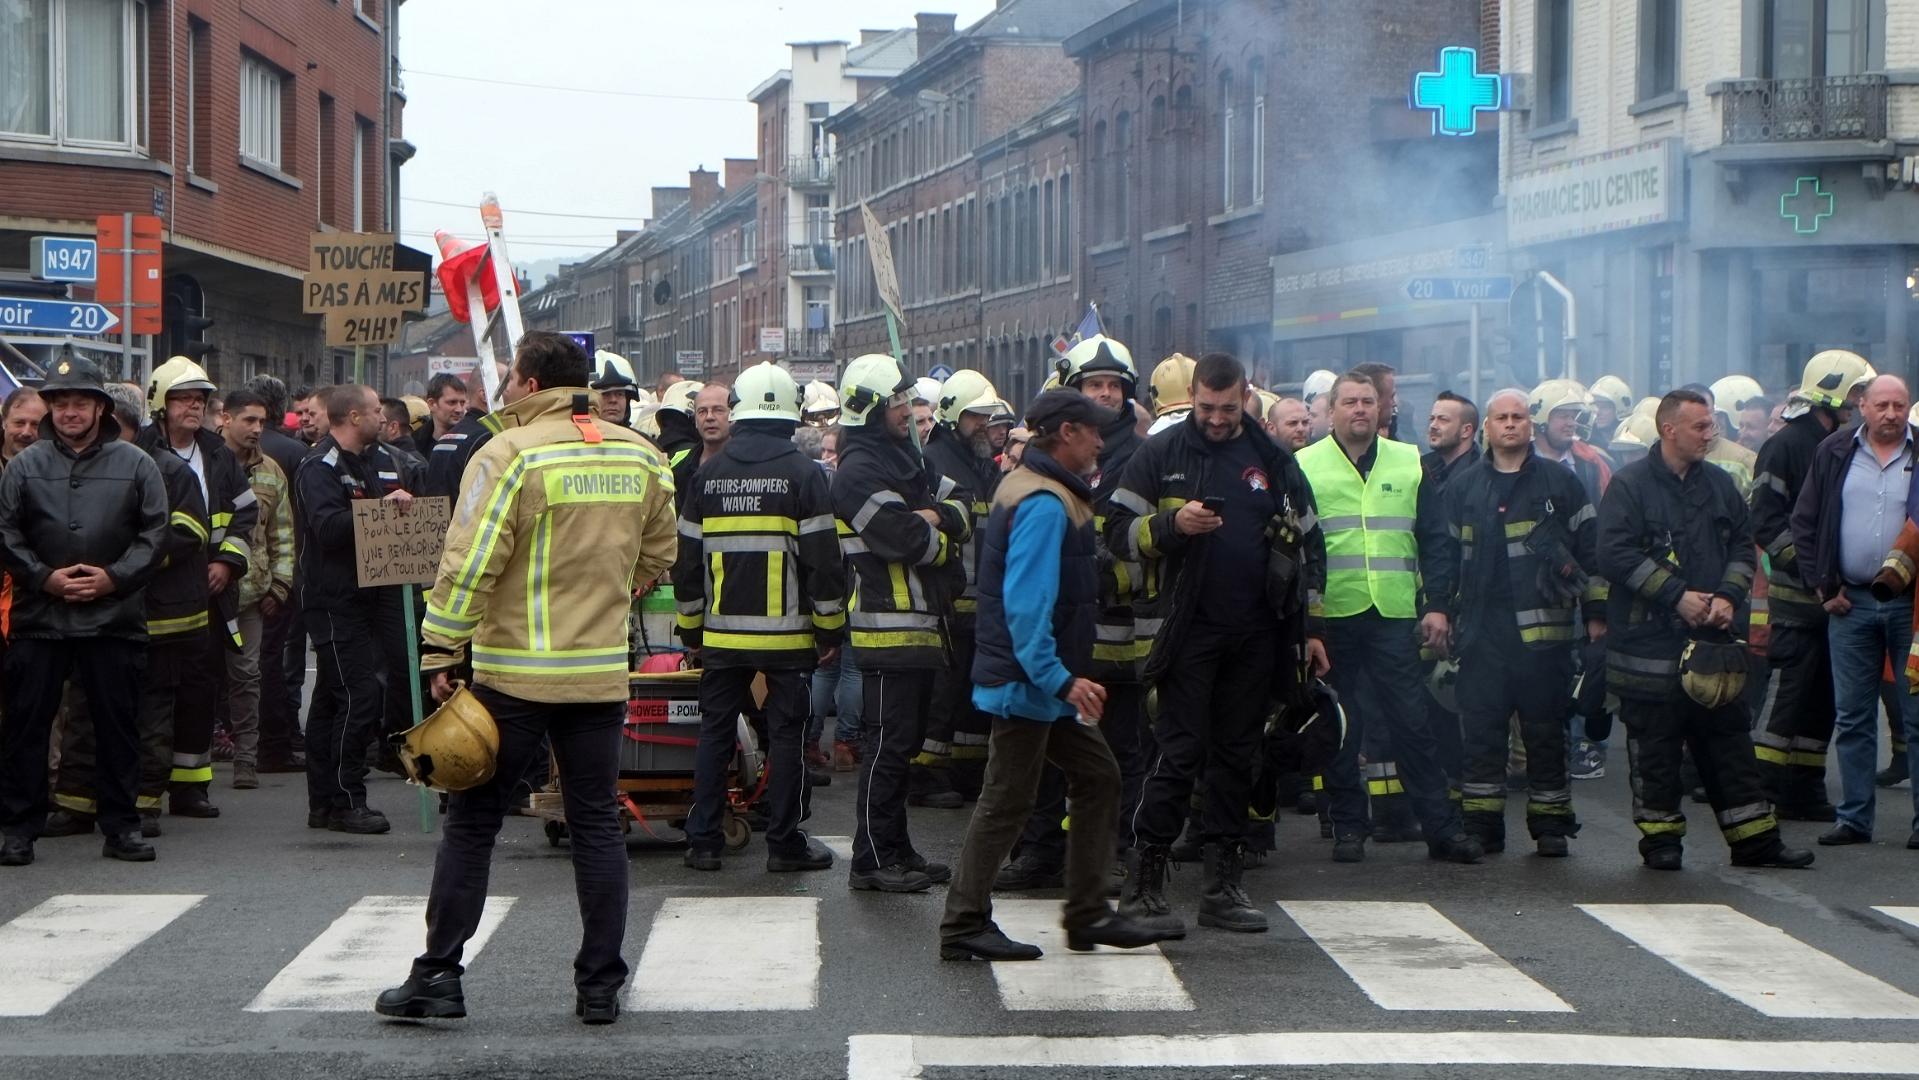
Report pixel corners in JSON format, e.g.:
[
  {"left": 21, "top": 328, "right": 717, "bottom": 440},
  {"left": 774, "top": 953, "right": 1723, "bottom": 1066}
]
[
  {"left": 1411, "top": 46, "right": 1503, "bottom": 137},
  {"left": 1780, "top": 176, "right": 1835, "bottom": 235}
]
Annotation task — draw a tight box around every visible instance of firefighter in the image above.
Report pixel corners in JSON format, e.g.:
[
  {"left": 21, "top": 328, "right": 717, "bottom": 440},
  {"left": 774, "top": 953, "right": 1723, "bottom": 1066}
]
[
  {"left": 1445, "top": 388, "right": 1602, "bottom": 856},
  {"left": 654, "top": 380, "right": 704, "bottom": 468},
  {"left": 1597, "top": 389, "right": 1814, "bottom": 871},
  {"left": 1107, "top": 352, "right": 1323, "bottom": 933},
  {"left": 675, "top": 361, "right": 844, "bottom": 873},
  {"left": 590, "top": 350, "right": 641, "bottom": 427},
  {"left": 423, "top": 362, "right": 509, "bottom": 500},
  {"left": 1750, "top": 350, "right": 1874, "bottom": 819},
  {"left": 138, "top": 357, "right": 257, "bottom": 818},
  {"left": 1590, "top": 375, "right": 1634, "bottom": 448},
  {"left": 1145, "top": 353, "right": 1196, "bottom": 435},
  {"left": 832, "top": 353, "right": 968, "bottom": 893},
  {"left": 1530, "top": 379, "right": 1612, "bottom": 504},
  {"left": 912, "top": 368, "right": 1003, "bottom": 809},
  {"left": 1297, "top": 372, "right": 1482, "bottom": 866}
]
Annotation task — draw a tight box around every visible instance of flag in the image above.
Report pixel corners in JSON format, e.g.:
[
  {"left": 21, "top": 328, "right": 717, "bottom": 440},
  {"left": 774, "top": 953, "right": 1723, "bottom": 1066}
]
[
  {"left": 1068, "top": 303, "right": 1102, "bottom": 348},
  {"left": 434, "top": 230, "right": 500, "bottom": 325},
  {"left": 0, "top": 360, "right": 22, "bottom": 400}
]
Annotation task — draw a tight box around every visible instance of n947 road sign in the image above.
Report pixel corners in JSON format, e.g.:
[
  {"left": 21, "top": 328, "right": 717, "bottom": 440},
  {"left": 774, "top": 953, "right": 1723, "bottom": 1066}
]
[
  {"left": 1405, "top": 275, "right": 1515, "bottom": 303},
  {"left": 0, "top": 297, "right": 121, "bottom": 335},
  {"left": 31, "top": 237, "right": 97, "bottom": 283}
]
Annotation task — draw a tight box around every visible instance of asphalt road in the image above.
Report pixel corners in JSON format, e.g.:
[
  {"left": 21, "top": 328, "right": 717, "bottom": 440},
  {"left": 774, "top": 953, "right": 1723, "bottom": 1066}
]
[{"left": 3, "top": 751, "right": 1919, "bottom": 1080}]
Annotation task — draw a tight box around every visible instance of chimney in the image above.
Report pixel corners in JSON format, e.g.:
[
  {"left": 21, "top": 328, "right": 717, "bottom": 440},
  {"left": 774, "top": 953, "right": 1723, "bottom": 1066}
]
[
  {"left": 723, "top": 157, "right": 759, "bottom": 192},
  {"left": 859, "top": 28, "right": 888, "bottom": 45},
  {"left": 916, "top": 13, "right": 956, "bottom": 59},
  {"left": 651, "top": 186, "right": 690, "bottom": 218},
  {"left": 616, "top": 229, "right": 639, "bottom": 244},
  {"left": 688, "top": 167, "right": 721, "bottom": 213}
]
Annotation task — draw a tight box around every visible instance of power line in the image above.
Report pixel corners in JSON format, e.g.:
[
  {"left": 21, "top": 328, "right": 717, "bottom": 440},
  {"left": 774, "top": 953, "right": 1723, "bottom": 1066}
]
[
  {"left": 405, "top": 68, "right": 749, "bottom": 105},
  {"left": 403, "top": 195, "right": 651, "bottom": 222},
  {"left": 401, "top": 231, "right": 614, "bottom": 251}
]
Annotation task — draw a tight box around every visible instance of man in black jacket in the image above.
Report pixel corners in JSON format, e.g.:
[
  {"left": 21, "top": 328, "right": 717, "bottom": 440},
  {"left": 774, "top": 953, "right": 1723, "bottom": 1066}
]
[
  {"left": 1105, "top": 353, "right": 1324, "bottom": 933},
  {"left": 296, "top": 385, "right": 407, "bottom": 836},
  {"left": 413, "top": 373, "right": 469, "bottom": 460},
  {"left": 1599, "top": 390, "right": 1813, "bottom": 871},
  {"left": 0, "top": 358, "right": 169, "bottom": 867}
]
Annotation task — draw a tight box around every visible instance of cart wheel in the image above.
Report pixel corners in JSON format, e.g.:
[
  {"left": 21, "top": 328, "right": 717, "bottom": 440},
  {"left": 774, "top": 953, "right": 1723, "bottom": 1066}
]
[
  {"left": 545, "top": 820, "right": 567, "bottom": 847},
  {"left": 721, "top": 812, "right": 752, "bottom": 851}
]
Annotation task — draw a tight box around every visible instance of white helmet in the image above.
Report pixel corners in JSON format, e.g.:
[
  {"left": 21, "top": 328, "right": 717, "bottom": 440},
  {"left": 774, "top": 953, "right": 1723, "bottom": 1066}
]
[
  {"left": 935, "top": 369, "right": 1000, "bottom": 425},
  {"left": 660, "top": 380, "right": 704, "bottom": 415},
  {"left": 838, "top": 354, "right": 912, "bottom": 428},
  {"left": 148, "top": 356, "right": 216, "bottom": 415},
  {"left": 1590, "top": 374, "right": 1633, "bottom": 416},
  {"left": 729, "top": 361, "right": 802, "bottom": 423},
  {"left": 591, "top": 350, "right": 638, "bottom": 393},
  {"left": 1793, "top": 349, "right": 1875, "bottom": 411},
  {"left": 1710, "top": 375, "right": 1766, "bottom": 413},
  {"left": 1528, "top": 378, "right": 1594, "bottom": 427},
  {"left": 802, "top": 380, "right": 840, "bottom": 417},
  {"left": 913, "top": 376, "right": 943, "bottom": 406},
  {"left": 1057, "top": 334, "right": 1138, "bottom": 396},
  {"left": 1302, "top": 369, "right": 1337, "bottom": 402}
]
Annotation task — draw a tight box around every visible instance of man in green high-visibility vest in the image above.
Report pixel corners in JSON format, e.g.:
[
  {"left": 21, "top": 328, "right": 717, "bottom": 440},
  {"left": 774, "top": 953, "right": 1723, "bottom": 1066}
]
[{"left": 1296, "top": 372, "right": 1483, "bottom": 866}]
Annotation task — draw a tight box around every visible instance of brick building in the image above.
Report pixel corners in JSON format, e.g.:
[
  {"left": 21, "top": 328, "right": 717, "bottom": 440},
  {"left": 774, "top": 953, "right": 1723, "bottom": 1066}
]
[
  {"left": 830, "top": 0, "right": 1127, "bottom": 394},
  {"left": 0, "top": 0, "right": 412, "bottom": 391}
]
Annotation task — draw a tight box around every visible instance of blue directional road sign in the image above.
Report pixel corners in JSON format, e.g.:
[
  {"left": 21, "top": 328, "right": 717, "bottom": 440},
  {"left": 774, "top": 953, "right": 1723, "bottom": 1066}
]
[
  {"left": 30, "top": 236, "right": 97, "bottom": 284},
  {"left": 0, "top": 296, "right": 121, "bottom": 335},
  {"left": 927, "top": 363, "right": 956, "bottom": 380},
  {"left": 1405, "top": 275, "right": 1515, "bottom": 303}
]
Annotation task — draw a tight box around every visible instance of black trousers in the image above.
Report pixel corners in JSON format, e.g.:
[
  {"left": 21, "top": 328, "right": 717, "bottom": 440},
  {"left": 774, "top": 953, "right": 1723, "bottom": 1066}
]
[
  {"left": 160, "top": 631, "right": 219, "bottom": 789},
  {"left": 258, "top": 599, "right": 297, "bottom": 764},
  {"left": 306, "top": 605, "right": 385, "bottom": 812},
  {"left": 853, "top": 667, "right": 933, "bottom": 872},
  {"left": 1021, "top": 681, "right": 1147, "bottom": 863},
  {"left": 1, "top": 638, "right": 147, "bottom": 838},
  {"left": 688, "top": 666, "right": 811, "bottom": 857},
  {"left": 415, "top": 686, "right": 628, "bottom": 995},
  {"left": 1620, "top": 694, "right": 1781, "bottom": 859},
  {"left": 942, "top": 715, "right": 1121, "bottom": 943},
  {"left": 1322, "top": 610, "right": 1463, "bottom": 841},
  {"left": 1755, "top": 624, "right": 1836, "bottom": 806},
  {"left": 1458, "top": 635, "right": 1577, "bottom": 841},
  {"left": 1136, "top": 623, "right": 1279, "bottom": 847},
  {"left": 282, "top": 599, "right": 309, "bottom": 749}
]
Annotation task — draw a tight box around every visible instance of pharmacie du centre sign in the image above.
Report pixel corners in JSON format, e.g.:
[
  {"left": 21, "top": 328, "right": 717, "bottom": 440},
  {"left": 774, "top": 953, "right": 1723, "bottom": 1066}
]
[{"left": 1506, "top": 140, "right": 1682, "bottom": 248}]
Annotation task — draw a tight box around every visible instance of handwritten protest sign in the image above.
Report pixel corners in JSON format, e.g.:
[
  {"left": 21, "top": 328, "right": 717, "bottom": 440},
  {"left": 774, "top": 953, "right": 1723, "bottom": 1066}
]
[{"left": 351, "top": 497, "right": 450, "bottom": 588}]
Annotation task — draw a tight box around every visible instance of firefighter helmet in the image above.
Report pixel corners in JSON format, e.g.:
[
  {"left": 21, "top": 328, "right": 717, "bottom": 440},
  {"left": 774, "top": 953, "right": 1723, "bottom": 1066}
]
[
  {"left": 660, "top": 380, "right": 704, "bottom": 415},
  {"left": 1680, "top": 639, "right": 1749, "bottom": 710},
  {"left": 1710, "top": 375, "right": 1766, "bottom": 414},
  {"left": 1528, "top": 378, "right": 1594, "bottom": 427},
  {"left": 1794, "top": 349, "right": 1875, "bottom": 411},
  {"left": 913, "top": 376, "right": 943, "bottom": 407},
  {"left": 1149, "top": 353, "right": 1197, "bottom": 416},
  {"left": 401, "top": 396, "right": 430, "bottom": 428},
  {"left": 1590, "top": 375, "right": 1633, "bottom": 417},
  {"left": 729, "top": 361, "right": 803, "bottom": 423},
  {"left": 1302, "top": 369, "right": 1337, "bottom": 402},
  {"left": 838, "top": 353, "right": 913, "bottom": 428},
  {"left": 395, "top": 682, "right": 500, "bottom": 793},
  {"left": 1427, "top": 658, "right": 1461, "bottom": 713},
  {"left": 802, "top": 380, "right": 840, "bottom": 418},
  {"left": 591, "top": 350, "right": 638, "bottom": 393},
  {"left": 39, "top": 356, "right": 112, "bottom": 408},
  {"left": 936, "top": 369, "right": 1000, "bottom": 425},
  {"left": 1057, "top": 334, "right": 1138, "bottom": 396},
  {"left": 147, "top": 356, "right": 217, "bottom": 415}
]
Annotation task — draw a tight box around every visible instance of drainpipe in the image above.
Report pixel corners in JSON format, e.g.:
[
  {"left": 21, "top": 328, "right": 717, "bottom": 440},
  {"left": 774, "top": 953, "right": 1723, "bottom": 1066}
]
[{"left": 1537, "top": 269, "right": 1578, "bottom": 383}]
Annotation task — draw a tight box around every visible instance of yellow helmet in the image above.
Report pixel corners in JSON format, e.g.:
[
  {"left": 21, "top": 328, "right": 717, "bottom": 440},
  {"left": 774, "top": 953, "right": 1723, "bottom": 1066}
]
[
  {"left": 1253, "top": 387, "right": 1282, "bottom": 422},
  {"left": 660, "top": 380, "right": 704, "bottom": 415},
  {"left": 396, "top": 682, "right": 500, "bottom": 793},
  {"left": 1590, "top": 375, "right": 1633, "bottom": 416},
  {"left": 1629, "top": 395, "right": 1661, "bottom": 423},
  {"left": 633, "top": 387, "right": 661, "bottom": 437},
  {"left": 1528, "top": 378, "right": 1593, "bottom": 427},
  {"left": 730, "top": 361, "right": 802, "bottom": 423},
  {"left": 401, "top": 395, "right": 429, "bottom": 428},
  {"left": 1057, "top": 334, "right": 1138, "bottom": 396},
  {"left": 1041, "top": 371, "right": 1063, "bottom": 393},
  {"left": 1795, "top": 349, "right": 1875, "bottom": 410},
  {"left": 936, "top": 369, "right": 1000, "bottom": 425},
  {"left": 1710, "top": 375, "right": 1766, "bottom": 413},
  {"left": 1612, "top": 411, "right": 1658, "bottom": 450},
  {"left": 838, "top": 353, "right": 912, "bottom": 428},
  {"left": 147, "top": 356, "right": 216, "bottom": 415},
  {"left": 1149, "top": 353, "right": 1197, "bottom": 416}
]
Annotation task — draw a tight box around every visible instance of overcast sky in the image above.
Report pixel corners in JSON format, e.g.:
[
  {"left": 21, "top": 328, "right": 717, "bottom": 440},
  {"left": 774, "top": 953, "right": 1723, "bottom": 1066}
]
[{"left": 397, "top": 0, "right": 998, "bottom": 267}]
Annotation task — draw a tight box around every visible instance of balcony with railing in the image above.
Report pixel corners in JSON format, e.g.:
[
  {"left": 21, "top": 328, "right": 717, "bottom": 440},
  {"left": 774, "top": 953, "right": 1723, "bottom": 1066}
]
[
  {"left": 777, "top": 326, "right": 833, "bottom": 359},
  {"left": 1720, "top": 74, "right": 1888, "bottom": 145},
  {"left": 787, "top": 155, "right": 834, "bottom": 187},
  {"left": 788, "top": 243, "right": 836, "bottom": 275}
]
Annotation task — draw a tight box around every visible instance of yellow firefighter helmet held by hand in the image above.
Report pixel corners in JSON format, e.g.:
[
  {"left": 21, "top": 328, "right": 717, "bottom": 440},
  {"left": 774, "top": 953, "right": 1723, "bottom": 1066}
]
[
  {"left": 1679, "top": 639, "right": 1749, "bottom": 710},
  {"left": 1149, "top": 353, "right": 1198, "bottom": 416},
  {"left": 396, "top": 682, "right": 501, "bottom": 793}
]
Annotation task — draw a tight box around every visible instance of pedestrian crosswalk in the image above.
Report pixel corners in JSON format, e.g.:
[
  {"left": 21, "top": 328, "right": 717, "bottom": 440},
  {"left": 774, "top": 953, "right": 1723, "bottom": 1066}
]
[{"left": 3, "top": 891, "right": 1919, "bottom": 1022}]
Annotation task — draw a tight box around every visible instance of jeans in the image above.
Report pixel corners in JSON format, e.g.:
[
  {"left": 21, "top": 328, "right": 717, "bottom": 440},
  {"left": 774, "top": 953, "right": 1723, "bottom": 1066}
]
[
  {"left": 1827, "top": 586, "right": 1919, "bottom": 835},
  {"left": 807, "top": 648, "right": 863, "bottom": 747}
]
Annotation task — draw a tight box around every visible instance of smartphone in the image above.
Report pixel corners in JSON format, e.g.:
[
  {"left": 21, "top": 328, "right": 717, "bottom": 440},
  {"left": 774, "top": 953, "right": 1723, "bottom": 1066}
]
[{"left": 1200, "top": 496, "right": 1226, "bottom": 515}]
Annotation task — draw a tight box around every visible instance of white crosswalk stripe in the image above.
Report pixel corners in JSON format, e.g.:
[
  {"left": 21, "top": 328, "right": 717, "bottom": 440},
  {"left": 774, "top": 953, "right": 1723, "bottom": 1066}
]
[
  {"left": 1580, "top": 903, "right": 1919, "bottom": 1020},
  {"left": 246, "top": 895, "right": 515, "bottom": 1012},
  {"left": 1874, "top": 906, "right": 1919, "bottom": 933},
  {"left": 985, "top": 899, "right": 1195, "bottom": 1012},
  {"left": 1280, "top": 900, "right": 1572, "bottom": 1012},
  {"left": 0, "top": 894, "right": 204, "bottom": 1017},
  {"left": 631, "top": 897, "right": 821, "bottom": 1011}
]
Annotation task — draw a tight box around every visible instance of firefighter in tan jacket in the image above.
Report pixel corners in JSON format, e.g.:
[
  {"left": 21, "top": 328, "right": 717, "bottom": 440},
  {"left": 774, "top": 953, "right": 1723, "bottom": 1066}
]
[{"left": 378, "top": 332, "right": 677, "bottom": 1027}]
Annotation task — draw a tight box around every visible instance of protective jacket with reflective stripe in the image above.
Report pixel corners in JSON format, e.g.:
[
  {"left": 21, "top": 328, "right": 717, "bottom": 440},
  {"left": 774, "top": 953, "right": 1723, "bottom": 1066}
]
[
  {"left": 920, "top": 422, "right": 999, "bottom": 628},
  {"left": 1444, "top": 449, "right": 1602, "bottom": 653},
  {"left": 1088, "top": 406, "right": 1148, "bottom": 682},
  {"left": 1749, "top": 411, "right": 1835, "bottom": 627},
  {"left": 422, "top": 388, "right": 679, "bottom": 703},
  {"left": 137, "top": 424, "right": 255, "bottom": 649},
  {"left": 1598, "top": 444, "right": 1754, "bottom": 700},
  {"left": 1295, "top": 435, "right": 1430, "bottom": 621},
  {"left": 831, "top": 424, "right": 967, "bottom": 672},
  {"left": 141, "top": 449, "right": 213, "bottom": 643},
  {"left": 672, "top": 423, "right": 845, "bottom": 669}
]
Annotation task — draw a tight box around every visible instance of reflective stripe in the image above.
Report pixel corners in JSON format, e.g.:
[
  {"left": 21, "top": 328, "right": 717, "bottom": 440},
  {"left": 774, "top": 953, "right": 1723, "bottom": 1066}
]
[
  {"left": 1722, "top": 814, "right": 1778, "bottom": 843},
  {"left": 1756, "top": 471, "right": 1789, "bottom": 498},
  {"left": 1368, "top": 556, "right": 1417, "bottom": 572},
  {"left": 1610, "top": 652, "right": 1680, "bottom": 675},
  {"left": 920, "top": 525, "right": 944, "bottom": 566},
  {"left": 767, "top": 550, "right": 784, "bottom": 616},
  {"left": 703, "top": 515, "right": 800, "bottom": 535},
  {"left": 703, "top": 534, "right": 794, "bottom": 553},
  {"left": 526, "top": 513, "right": 552, "bottom": 651},
  {"left": 1319, "top": 515, "right": 1363, "bottom": 532},
  {"left": 1133, "top": 515, "right": 1158, "bottom": 559},
  {"left": 1567, "top": 503, "right": 1596, "bottom": 529},
  {"left": 1715, "top": 802, "right": 1771, "bottom": 828},
  {"left": 799, "top": 513, "right": 835, "bottom": 535},
  {"left": 677, "top": 517, "right": 703, "bottom": 540},
  {"left": 851, "top": 610, "right": 940, "bottom": 630},
  {"left": 709, "top": 552, "right": 726, "bottom": 614},
  {"left": 887, "top": 564, "right": 911, "bottom": 609},
  {"left": 170, "top": 511, "right": 208, "bottom": 542},
  {"left": 1516, "top": 608, "right": 1574, "bottom": 628},
  {"left": 231, "top": 487, "right": 257, "bottom": 510},
  {"left": 1366, "top": 516, "right": 1415, "bottom": 531},
  {"left": 147, "top": 610, "right": 210, "bottom": 635},
  {"left": 849, "top": 629, "right": 943, "bottom": 648},
  {"left": 1637, "top": 820, "right": 1687, "bottom": 835},
  {"left": 702, "top": 631, "right": 816, "bottom": 650},
  {"left": 1109, "top": 487, "right": 1153, "bottom": 518},
  {"left": 1326, "top": 555, "right": 1369, "bottom": 571},
  {"left": 852, "top": 490, "right": 904, "bottom": 532},
  {"left": 423, "top": 601, "right": 478, "bottom": 637},
  {"left": 471, "top": 646, "right": 628, "bottom": 673}
]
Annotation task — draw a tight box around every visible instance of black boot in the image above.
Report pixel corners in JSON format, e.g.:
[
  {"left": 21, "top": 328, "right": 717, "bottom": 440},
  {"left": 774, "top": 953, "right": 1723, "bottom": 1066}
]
[
  {"left": 1198, "top": 843, "right": 1267, "bottom": 933},
  {"left": 375, "top": 970, "right": 466, "bottom": 1019},
  {"left": 1117, "top": 844, "right": 1186, "bottom": 937},
  {"left": 1169, "top": 816, "right": 1204, "bottom": 862},
  {"left": 41, "top": 809, "right": 96, "bottom": 837},
  {"left": 993, "top": 851, "right": 1064, "bottom": 891},
  {"left": 102, "top": 830, "right": 155, "bottom": 862},
  {"left": 168, "top": 782, "right": 220, "bottom": 819}
]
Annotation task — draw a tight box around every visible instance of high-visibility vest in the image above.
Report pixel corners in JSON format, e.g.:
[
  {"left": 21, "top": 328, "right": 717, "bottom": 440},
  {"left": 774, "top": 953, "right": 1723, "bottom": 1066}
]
[{"left": 1297, "top": 436, "right": 1422, "bottom": 620}]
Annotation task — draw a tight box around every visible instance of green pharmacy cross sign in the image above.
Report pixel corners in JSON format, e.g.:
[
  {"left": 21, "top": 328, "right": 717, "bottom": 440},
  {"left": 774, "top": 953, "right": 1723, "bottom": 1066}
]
[
  {"left": 1780, "top": 176, "right": 1835, "bottom": 235},
  {"left": 1411, "top": 46, "right": 1503, "bottom": 137}
]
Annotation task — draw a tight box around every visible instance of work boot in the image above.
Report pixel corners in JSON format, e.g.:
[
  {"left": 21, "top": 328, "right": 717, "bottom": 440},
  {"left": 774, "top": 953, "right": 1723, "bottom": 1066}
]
[
  {"left": 1169, "top": 817, "right": 1204, "bottom": 862},
  {"left": 328, "top": 806, "right": 391, "bottom": 835},
  {"left": 1106, "top": 855, "right": 1128, "bottom": 899},
  {"left": 375, "top": 970, "right": 466, "bottom": 1019},
  {"left": 683, "top": 848, "right": 722, "bottom": 871},
  {"left": 0, "top": 835, "right": 33, "bottom": 867},
  {"left": 307, "top": 808, "right": 331, "bottom": 829},
  {"left": 1066, "top": 912, "right": 1185, "bottom": 952},
  {"left": 907, "top": 764, "right": 963, "bottom": 809},
  {"left": 767, "top": 836, "right": 834, "bottom": 873},
  {"left": 905, "top": 851, "right": 951, "bottom": 884},
  {"left": 993, "top": 851, "right": 1064, "bottom": 891},
  {"left": 102, "top": 830, "right": 155, "bottom": 862},
  {"left": 1732, "top": 842, "right": 1816, "bottom": 869},
  {"left": 1331, "top": 833, "right": 1366, "bottom": 863},
  {"left": 168, "top": 783, "right": 220, "bottom": 819},
  {"left": 210, "top": 730, "right": 236, "bottom": 762},
  {"left": 1117, "top": 844, "right": 1186, "bottom": 937},
  {"left": 847, "top": 863, "right": 932, "bottom": 893},
  {"left": 41, "top": 809, "right": 96, "bottom": 837},
  {"left": 232, "top": 763, "right": 259, "bottom": 790},
  {"left": 1535, "top": 834, "right": 1570, "bottom": 858},
  {"left": 1877, "top": 756, "right": 1910, "bottom": 788},
  {"left": 575, "top": 993, "right": 619, "bottom": 1026},
  {"left": 1643, "top": 845, "right": 1684, "bottom": 871},
  {"left": 832, "top": 741, "right": 859, "bottom": 771},
  {"left": 139, "top": 808, "right": 162, "bottom": 838},
  {"left": 941, "top": 926, "right": 1042, "bottom": 961},
  {"left": 1428, "top": 832, "right": 1486, "bottom": 864},
  {"left": 803, "top": 743, "right": 830, "bottom": 771},
  {"left": 1198, "top": 843, "right": 1268, "bottom": 933}
]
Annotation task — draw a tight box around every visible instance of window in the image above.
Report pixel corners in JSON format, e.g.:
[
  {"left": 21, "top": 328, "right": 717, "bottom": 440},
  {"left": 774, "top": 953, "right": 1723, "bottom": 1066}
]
[
  {"left": 1537, "top": 0, "right": 1572, "bottom": 124},
  {"left": 1, "top": 0, "right": 147, "bottom": 150},
  {"left": 1148, "top": 96, "right": 1168, "bottom": 223},
  {"left": 1638, "top": 0, "right": 1680, "bottom": 99},
  {"left": 241, "top": 54, "right": 285, "bottom": 168},
  {"left": 1090, "top": 120, "right": 1107, "bottom": 241},
  {"left": 1056, "top": 173, "right": 1071, "bottom": 269},
  {"left": 1763, "top": 0, "right": 1879, "bottom": 79},
  {"left": 358, "top": 0, "right": 379, "bottom": 23},
  {"left": 353, "top": 118, "right": 370, "bottom": 230},
  {"left": 1248, "top": 60, "right": 1265, "bottom": 204},
  {"left": 1218, "top": 71, "right": 1234, "bottom": 209},
  {"left": 1042, "top": 178, "right": 1055, "bottom": 276},
  {"left": 317, "top": 96, "right": 336, "bottom": 224},
  {"left": 186, "top": 18, "right": 208, "bottom": 171},
  {"left": 1113, "top": 111, "right": 1131, "bottom": 241},
  {"left": 806, "top": 101, "right": 828, "bottom": 160}
]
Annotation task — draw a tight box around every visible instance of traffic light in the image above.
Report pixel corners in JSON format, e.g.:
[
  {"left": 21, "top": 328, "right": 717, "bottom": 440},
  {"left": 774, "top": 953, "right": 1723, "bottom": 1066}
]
[{"left": 161, "top": 274, "right": 215, "bottom": 361}]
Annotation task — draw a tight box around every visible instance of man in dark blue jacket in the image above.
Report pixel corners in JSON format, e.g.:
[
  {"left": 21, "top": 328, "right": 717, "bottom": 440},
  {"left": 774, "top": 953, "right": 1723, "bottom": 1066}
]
[{"left": 940, "top": 391, "right": 1180, "bottom": 961}]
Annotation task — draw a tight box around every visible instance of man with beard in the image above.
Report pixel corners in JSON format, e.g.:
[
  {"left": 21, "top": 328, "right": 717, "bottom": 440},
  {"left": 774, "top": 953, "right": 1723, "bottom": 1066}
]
[{"left": 2, "top": 389, "right": 46, "bottom": 467}]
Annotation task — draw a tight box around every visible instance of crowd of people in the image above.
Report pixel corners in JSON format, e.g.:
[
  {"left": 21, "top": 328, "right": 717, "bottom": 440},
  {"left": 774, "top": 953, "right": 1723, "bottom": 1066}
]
[{"left": 0, "top": 328, "right": 1913, "bottom": 1024}]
